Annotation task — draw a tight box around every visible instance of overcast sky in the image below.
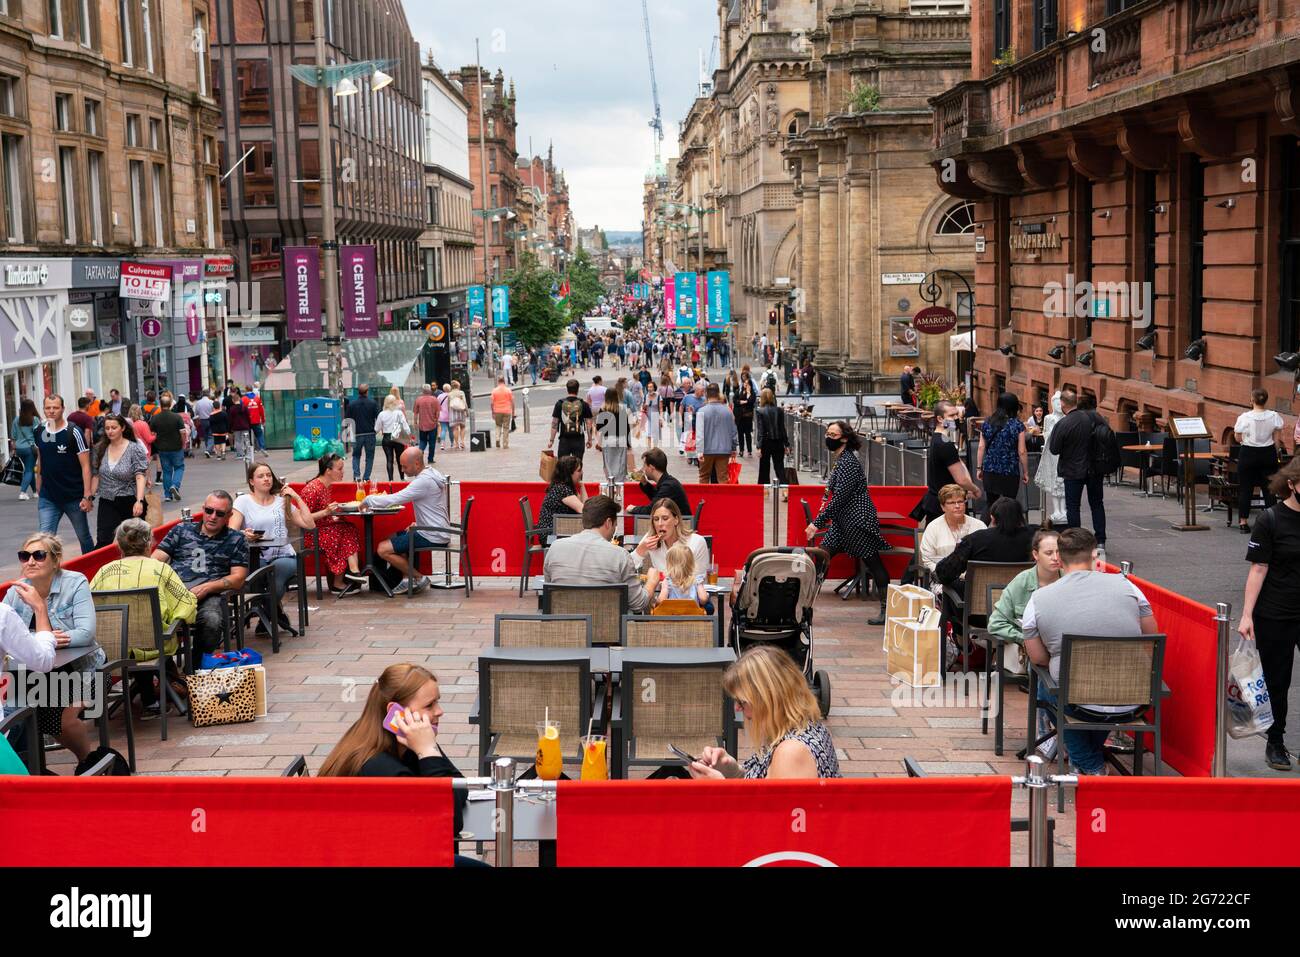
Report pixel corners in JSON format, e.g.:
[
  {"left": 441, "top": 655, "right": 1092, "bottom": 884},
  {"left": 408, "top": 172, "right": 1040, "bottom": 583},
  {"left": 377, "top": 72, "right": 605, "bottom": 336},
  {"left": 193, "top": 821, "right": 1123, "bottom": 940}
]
[{"left": 406, "top": 1, "right": 717, "bottom": 231}]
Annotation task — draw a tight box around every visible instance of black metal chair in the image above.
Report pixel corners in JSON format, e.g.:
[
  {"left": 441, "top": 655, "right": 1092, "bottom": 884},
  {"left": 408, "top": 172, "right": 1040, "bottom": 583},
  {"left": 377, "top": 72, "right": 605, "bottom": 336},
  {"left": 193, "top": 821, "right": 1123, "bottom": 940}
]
[
  {"left": 518, "top": 497, "right": 546, "bottom": 597},
  {"left": 0, "top": 706, "right": 41, "bottom": 774},
  {"left": 281, "top": 755, "right": 308, "bottom": 776},
  {"left": 408, "top": 496, "right": 475, "bottom": 597},
  {"left": 974, "top": 584, "right": 1017, "bottom": 756},
  {"left": 1113, "top": 431, "right": 1140, "bottom": 486}
]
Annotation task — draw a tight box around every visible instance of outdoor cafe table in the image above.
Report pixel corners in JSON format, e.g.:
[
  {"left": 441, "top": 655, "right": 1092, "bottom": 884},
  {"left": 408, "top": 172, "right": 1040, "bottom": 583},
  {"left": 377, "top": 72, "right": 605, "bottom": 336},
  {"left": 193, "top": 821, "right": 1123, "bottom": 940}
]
[
  {"left": 1121, "top": 444, "right": 1164, "bottom": 497},
  {"left": 3, "top": 644, "right": 97, "bottom": 675},
  {"left": 337, "top": 505, "right": 405, "bottom": 597}
]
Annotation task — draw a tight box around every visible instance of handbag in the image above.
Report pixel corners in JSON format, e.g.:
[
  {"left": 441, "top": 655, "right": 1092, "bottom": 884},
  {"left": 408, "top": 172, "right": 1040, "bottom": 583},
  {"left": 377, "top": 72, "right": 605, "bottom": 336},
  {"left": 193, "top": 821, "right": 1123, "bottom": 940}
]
[
  {"left": 144, "top": 488, "right": 164, "bottom": 528},
  {"left": 450, "top": 393, "right": 468, "bottom": 413},
  {"left": 538, "top": 449, "right": 557, "bottom": 482},
  {"left": 1, "top": 455, "right": 22, "bottom": 487},
  {"left": 185, "top": 667, "right": 258, "bottom": 728},
  {"left": 201, "top": 648, "right": 263, "bottom": 670}
]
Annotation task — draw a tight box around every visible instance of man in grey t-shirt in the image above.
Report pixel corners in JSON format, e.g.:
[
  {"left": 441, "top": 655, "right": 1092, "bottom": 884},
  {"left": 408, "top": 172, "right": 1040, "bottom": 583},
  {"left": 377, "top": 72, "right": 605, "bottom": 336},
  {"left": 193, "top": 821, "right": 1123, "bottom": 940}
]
[{"left": 1021, "top": 527, "right": 1158, "bottom": 774}]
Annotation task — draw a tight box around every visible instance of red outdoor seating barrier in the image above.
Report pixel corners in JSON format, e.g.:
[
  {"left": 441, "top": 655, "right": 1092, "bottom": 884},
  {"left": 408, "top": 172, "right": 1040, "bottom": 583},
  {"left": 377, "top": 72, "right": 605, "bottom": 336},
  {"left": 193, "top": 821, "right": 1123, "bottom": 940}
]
[
  {"left": 1075, "top": 777, "right": 1300, "bottom": 866},
  {"left": 785, "top": 485, "right": 924, "bottom": 580},
  {"left": 556, "top": 777, "right": 1011, "bottom": 866},
  {"left": 0, "top": 776, "right": 455, "bottom": 866},
  {"left": 623, "top": 480, "right": 767, "bottom": 576}
]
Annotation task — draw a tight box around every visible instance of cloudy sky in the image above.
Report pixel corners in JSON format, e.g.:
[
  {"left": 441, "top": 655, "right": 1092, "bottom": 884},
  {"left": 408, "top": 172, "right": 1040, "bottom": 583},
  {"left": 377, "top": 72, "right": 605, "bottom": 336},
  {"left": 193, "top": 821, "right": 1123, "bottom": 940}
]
[{"left": 406, "top": 1, "right": 718, "bottom": 231}]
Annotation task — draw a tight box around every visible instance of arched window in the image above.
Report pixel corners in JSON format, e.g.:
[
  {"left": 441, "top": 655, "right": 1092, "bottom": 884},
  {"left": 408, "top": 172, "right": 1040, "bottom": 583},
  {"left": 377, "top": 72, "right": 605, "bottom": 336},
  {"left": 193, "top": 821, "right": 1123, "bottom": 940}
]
[{"left": 936, "top": 201, "right": 975, "bottom": 235}]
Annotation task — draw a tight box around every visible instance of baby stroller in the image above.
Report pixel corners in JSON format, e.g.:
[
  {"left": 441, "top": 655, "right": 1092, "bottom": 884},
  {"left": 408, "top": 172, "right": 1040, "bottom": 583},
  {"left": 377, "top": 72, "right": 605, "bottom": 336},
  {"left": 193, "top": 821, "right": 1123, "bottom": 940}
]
[{"left": 729, "top": 546, "right": 832, "bottom": 717}]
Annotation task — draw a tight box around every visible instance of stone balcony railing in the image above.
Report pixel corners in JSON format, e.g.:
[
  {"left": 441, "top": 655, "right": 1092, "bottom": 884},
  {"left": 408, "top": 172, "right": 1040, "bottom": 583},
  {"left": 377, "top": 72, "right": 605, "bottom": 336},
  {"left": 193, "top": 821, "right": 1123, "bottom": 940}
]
[
  {"left": 1189, "top": 0, "right": 1259, "bottom": 51},
  {"left": 1089, "top": 15, "right": 1142, "bottom": 87},
  {"left": 932, "top": 81, "right": 989, "bottom": 149}
]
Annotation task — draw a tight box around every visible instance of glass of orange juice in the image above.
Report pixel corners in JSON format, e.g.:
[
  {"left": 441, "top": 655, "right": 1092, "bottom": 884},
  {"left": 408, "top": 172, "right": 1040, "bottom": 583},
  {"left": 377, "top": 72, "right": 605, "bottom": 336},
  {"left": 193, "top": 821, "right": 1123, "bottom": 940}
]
[
  {"left": 535, "top": 721, "right": 563, "bottom": 786},
  {"left": 579, "top": 734, "right": 608, "bottom": 781}
]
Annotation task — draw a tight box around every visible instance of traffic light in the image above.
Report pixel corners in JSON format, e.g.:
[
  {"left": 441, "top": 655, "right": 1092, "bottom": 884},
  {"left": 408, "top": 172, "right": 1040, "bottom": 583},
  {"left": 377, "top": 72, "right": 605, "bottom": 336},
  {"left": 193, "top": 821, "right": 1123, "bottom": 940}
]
[{"left": 768, "top": 309, "right": 777, "bottom": 326}]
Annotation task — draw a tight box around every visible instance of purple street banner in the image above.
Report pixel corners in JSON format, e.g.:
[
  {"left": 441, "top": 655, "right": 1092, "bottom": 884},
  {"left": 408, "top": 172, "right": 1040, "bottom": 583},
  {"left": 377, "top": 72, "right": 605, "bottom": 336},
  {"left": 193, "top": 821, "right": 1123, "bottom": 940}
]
[
  {"left": 283, "top": 246, "right": 323, "bottom": 340},
  {"left": 340, "top": 245, "right": 378, "bottom": 339}
]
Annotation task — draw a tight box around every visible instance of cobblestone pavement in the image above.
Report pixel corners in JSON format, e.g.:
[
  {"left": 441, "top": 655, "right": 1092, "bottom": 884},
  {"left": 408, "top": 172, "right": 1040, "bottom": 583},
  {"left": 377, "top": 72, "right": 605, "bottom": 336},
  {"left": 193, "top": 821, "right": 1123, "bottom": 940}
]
[{"left": 42, "top": 363, "right": 1297, "bottom": 865}]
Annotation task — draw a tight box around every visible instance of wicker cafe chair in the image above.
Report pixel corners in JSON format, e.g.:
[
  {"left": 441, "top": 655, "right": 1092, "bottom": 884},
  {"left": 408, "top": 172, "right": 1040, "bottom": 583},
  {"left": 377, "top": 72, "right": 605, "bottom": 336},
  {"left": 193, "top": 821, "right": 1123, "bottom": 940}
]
[
  {"left": 611, "top": 656, "right": 736, "bottom": 779},
  {"left": 944, "top": 561, "right": 1033, "bottom": 673},
  {"left": 551, "top": 513, "right": 585, "bottom": 539},
  {"left": 494, "top": 614, "right": 592, "bottom": 648},
  {"left": 1028, "top": 634, "right": 1165, "bottom": 811},
  {"left": 477, "top": 654, "right": 593, "bottom": 777},
  {"left": 542, "top": 583, "right": 628, "bottom": 647},
  {"left": 91, "top": 604, "right": 136, "bottom": 771},
  {"left": 519, "top": 497, "right": 546, "bottom": 597},
  {"left": 622, "top": 615, "right": 718, "bottom": 648},
  {"left": 91, "top": 588, "right": 190, "bottom": 742}
]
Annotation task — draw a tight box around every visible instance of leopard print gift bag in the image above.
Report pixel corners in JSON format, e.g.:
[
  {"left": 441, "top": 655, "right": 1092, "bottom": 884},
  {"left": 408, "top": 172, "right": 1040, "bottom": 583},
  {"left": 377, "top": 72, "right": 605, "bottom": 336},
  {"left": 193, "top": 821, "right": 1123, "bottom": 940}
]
[{"left": 185, "top": 667, "right": 258, "bottom": 728}]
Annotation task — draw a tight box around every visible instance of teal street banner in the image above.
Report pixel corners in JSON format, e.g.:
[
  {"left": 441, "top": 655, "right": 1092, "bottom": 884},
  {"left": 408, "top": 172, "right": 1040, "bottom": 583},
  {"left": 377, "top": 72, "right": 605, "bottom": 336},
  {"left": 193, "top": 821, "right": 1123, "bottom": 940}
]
[
  {"left": 675, "top": 271, "right": 697, "bottom": 329},
  {"left": 468, "top": 285, "right": 486, "bottom": 323},
  {"left": 491, "top": 285, "right": 510, "bottom": 328},
  {"left": 707, "top": 271, "right": 731, "bottom": 328}
]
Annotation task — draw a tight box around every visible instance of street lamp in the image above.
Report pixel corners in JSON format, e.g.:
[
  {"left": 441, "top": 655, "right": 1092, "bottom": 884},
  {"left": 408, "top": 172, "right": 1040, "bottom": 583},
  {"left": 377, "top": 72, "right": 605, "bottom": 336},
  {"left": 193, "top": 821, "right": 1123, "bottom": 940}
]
[{"left": 288, "top": 1, "right": 397, "bottom": 399}]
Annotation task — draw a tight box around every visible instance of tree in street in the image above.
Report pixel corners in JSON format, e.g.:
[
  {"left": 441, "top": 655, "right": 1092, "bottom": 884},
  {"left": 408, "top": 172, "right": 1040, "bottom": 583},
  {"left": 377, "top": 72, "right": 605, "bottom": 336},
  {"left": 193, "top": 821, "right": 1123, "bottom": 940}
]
[
  {"left": 502, "top": 252, "right": 566, "bottom": 348},
  {"left": 566, "top": 247, "right": 604, "bottom": 320}
]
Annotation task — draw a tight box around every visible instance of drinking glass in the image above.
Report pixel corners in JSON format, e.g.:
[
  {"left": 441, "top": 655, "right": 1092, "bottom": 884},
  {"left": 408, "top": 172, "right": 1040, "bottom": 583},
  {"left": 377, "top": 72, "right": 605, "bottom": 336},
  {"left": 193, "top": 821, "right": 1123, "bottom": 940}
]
[
  {"left": 579, "top": 735, "right": 608, "bottom": 781},
  {"left": 535, "top": 721, "right": 563, "bottom": 782},
  {"left": 707, "top": 562, "right": 719, "bottom": 586}
]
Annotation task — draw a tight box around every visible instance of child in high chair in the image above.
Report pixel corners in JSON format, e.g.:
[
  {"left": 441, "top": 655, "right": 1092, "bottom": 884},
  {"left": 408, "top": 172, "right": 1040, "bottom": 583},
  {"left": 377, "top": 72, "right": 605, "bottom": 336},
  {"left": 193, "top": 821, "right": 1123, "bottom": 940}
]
[{"left": 657, "top": 542, "right": 707, "bottom": 608}]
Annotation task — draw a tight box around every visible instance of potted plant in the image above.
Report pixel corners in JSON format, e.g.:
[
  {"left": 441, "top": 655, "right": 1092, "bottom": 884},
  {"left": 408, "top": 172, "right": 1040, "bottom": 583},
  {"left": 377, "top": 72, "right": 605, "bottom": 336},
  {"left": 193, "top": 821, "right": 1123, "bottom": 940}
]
[{"left": 992, "top": 47, "right": 1016, "bottom": 71}]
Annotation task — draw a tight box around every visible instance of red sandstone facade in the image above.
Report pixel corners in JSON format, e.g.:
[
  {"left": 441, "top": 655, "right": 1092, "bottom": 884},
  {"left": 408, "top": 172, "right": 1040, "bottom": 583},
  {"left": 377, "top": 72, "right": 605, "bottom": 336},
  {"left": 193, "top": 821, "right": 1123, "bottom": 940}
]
[{"left": 931, "top": 0, "right": 1300, "bottom": 438}]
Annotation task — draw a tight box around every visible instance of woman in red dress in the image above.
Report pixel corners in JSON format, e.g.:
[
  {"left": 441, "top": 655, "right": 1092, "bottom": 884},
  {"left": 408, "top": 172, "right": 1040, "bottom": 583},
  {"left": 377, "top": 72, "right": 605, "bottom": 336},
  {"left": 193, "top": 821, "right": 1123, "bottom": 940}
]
[{"left": 302, "top": 453, "right": 365, "bottom": 594}]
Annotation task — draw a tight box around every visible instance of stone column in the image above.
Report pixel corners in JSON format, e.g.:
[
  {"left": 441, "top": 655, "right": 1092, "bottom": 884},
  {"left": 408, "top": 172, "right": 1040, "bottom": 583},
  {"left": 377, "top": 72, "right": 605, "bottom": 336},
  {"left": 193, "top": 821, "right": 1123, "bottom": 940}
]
[
  {"left": 845, "top": 166, "right": 875, "bottom": 377},
  {"left": 797, "top": 179, "right": 820, "bottom": 349},
  {"left": 816, "top": 150, "right": 844, "bottom": 369}
]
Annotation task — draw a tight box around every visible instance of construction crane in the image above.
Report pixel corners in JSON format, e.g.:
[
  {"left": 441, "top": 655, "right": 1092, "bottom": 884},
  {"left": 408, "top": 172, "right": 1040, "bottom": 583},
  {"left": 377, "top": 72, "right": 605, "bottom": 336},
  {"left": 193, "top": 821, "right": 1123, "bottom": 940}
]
[{"left": 641, "top": 0, "right": 664, "bottom": 168}]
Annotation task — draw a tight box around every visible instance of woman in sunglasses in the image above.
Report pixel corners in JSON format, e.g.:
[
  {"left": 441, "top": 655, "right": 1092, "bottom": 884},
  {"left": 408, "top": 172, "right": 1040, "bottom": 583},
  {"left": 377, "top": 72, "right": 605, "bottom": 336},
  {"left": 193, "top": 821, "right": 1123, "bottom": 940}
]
[{"left": 1, "top": 533, "right": 101, "bottom": 763}]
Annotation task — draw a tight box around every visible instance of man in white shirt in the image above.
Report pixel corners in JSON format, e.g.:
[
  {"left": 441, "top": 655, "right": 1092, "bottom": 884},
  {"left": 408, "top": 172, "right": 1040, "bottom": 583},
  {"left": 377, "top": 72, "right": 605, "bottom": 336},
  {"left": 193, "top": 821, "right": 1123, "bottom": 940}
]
[
  {"left": 194, "top": 391, "right": 215, "bottom": 457},
  {"left": 501, "top": 351, "right": 515, "bottom": 386},
  {"left": 1021, "top": 527, "right": 1158, "bottom": 775},
  {"left": 365, "top": 446, "right": 451, "bottom": 595},
  {"left": 0, "top": 583, "right": 56, "bottom": 671}
]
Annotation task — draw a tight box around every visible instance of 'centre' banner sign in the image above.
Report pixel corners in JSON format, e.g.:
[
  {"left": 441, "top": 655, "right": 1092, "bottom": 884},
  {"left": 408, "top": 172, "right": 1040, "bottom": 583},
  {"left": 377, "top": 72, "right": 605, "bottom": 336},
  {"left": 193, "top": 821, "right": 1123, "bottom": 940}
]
[
  {"left": 283, "top": 246, "right": 322, "bottom": 340},
  {"left": 340, "top": 245, "right": 378, "bottom": 339}
]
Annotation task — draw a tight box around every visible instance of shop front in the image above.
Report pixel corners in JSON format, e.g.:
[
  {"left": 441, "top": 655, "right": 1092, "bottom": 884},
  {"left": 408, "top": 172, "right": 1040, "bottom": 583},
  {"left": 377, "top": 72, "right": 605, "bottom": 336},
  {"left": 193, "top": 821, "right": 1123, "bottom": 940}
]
[
  {"left": 227, "top": 323, "right": 278, "bottom": 387},
  {"left": 139, "top": 259, "right": 205, "bottom": 399},
  {"left": 68, "top": 258, "right": 131, "bottom": 404},
  {"left": 0, "top": 258, "right": 72, "bottom": 444}
]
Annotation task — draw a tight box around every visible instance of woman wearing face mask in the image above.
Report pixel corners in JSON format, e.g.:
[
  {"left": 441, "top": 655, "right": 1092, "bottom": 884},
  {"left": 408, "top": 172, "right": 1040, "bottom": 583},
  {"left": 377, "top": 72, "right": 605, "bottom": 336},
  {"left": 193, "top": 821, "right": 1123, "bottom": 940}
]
[
  {"left": 1238, "top": 458, "right": 1300, "bottom": 771},
  {"left": 1034, "top": 391, "right": 1067, "bottom": 527},
  {"left": 804, "top": 421, "right": 891, "bottom": 625}
]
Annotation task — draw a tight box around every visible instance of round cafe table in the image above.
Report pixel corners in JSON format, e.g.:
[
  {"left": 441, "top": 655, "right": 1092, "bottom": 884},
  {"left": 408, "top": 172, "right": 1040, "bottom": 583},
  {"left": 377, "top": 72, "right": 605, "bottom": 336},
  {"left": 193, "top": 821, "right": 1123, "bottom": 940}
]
[{"left": 338, "top": 505, "right": 405, "bottom": 597}]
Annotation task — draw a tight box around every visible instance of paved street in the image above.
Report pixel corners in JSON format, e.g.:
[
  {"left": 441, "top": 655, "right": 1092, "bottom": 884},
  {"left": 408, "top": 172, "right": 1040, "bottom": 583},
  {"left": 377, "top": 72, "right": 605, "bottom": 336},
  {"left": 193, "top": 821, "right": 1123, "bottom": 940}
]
[{"left": 32, "top": 363, "right": 1291, "bottom": 866}]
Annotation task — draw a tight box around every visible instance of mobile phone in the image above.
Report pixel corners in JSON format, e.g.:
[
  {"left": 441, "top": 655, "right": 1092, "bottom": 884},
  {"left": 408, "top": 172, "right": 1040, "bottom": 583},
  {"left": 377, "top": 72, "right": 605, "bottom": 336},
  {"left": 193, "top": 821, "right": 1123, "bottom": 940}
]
[
  {"left": 382, "top": 702, "right": 406, "bottom": 735},
  {"left": 668, "top": 743, "right": 699, "bottom": 764}
]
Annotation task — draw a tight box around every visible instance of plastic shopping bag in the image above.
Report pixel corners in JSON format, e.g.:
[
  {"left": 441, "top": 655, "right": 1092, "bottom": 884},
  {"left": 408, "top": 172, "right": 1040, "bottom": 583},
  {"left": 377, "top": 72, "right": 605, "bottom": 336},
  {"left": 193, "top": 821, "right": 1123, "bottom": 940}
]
[{"left": 1226, "top": 638, "right": 1274, "bottom": 739}]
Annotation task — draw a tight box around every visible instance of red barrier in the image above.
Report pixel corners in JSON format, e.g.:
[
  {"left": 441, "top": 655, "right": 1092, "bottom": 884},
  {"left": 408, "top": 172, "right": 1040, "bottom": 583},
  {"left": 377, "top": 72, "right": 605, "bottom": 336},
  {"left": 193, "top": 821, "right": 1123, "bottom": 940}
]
[
  {"left": 785, "top": 486, "right": 925, "bottom": 580},
  {"left": 623, "top": 481, "right": 766, "bottom": 576},
  {"left": 288, "top": 482, "right": 418, "bottom": 575},
  {"left": 459, "top": 480, "right": 603, "bottom": 578},
  {"left": 556, "top": 777, "right": 1011, "bottom": 866},
  {"left": 0, "top": 776, "right": 454, "bottom": 866},
  {"left": 1076, "top": 777, "right": 1300, "bottom": 866},
  {"left": 1121, "top": 573, "right": 1218, "bottom": 779}
]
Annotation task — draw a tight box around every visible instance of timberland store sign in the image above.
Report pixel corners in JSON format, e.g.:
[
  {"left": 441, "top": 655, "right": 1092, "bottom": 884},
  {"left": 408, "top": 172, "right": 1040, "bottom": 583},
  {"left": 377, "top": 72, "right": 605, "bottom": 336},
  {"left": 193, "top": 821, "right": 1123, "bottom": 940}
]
[{"left": 0, "top": 259, "right": 71, "bottom": 291}]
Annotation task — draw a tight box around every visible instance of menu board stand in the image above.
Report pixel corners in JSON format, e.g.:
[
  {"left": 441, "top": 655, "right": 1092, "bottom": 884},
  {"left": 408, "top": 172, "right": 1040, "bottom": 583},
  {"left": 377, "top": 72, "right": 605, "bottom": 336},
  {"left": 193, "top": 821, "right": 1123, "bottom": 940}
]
[{"left": 1168, "top": 417, "right": 1212, "bottom": 532}]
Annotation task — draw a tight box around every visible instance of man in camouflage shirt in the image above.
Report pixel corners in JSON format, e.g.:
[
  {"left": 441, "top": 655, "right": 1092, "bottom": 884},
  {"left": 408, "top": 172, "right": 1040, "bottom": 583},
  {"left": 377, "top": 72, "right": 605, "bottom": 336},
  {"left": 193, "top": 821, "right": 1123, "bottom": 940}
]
[{"left": 152, "top": 490, "right": 248, "bottom": 668}]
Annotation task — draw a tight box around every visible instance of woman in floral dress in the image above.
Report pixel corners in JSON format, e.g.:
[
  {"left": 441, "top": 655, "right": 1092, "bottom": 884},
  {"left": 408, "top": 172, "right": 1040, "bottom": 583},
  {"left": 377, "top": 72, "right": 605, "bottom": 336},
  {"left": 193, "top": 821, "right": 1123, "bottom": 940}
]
[{"left": 301, "top": 453, "right": 366, "bottom": 594}]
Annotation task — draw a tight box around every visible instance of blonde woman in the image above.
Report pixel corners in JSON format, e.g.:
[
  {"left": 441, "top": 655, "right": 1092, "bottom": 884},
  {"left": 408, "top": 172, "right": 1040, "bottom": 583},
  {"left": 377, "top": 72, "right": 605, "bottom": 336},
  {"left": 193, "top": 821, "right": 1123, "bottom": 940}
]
[
  {"left": 2, "top": 533, "right": 101, "bottom": 762},
  {"left": 387, "top": 385, "right": 406, "bottom": 414},
  {"left": 919, "top": 483, "right": 986, "bottom": 574},
  {"left": 376, "top": 394, "right": 412, "bottom": 482},
  {"left": 656, "top": 542, "right": 707, "bottom": 608},
  {"left": 687, "top": 646, "right": 841, "bottom": 780},
  {"left": 447, "top": 380, "right": 468, "bottom": 450}
]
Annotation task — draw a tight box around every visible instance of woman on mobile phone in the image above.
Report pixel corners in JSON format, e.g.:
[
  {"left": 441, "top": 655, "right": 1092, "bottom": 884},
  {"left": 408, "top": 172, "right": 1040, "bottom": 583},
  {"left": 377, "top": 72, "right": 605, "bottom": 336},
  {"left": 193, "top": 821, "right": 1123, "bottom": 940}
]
[
  {"left": 319, "top": 663, "right": 475, "bottom": 860},
  {"left": 687, "top": 647, "right": 840, "bottom": 781}
]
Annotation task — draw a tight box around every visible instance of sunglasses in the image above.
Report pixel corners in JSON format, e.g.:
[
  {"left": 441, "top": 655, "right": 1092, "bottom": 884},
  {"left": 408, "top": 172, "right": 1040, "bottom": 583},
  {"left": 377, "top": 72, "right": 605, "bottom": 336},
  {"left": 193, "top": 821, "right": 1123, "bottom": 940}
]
[
  {"left": 17, "top": 550, "right": 48, "bottom": 563},
  {"left": 203, "top": 506, "right": 229, "bottom": 518}
]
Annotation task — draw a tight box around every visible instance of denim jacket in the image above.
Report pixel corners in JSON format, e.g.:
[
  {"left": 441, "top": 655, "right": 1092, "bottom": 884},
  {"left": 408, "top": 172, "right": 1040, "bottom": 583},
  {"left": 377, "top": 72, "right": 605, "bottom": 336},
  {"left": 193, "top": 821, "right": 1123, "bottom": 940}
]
[{"left": 2, "top": 570, "right": 103, "bottom": 667}]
